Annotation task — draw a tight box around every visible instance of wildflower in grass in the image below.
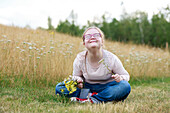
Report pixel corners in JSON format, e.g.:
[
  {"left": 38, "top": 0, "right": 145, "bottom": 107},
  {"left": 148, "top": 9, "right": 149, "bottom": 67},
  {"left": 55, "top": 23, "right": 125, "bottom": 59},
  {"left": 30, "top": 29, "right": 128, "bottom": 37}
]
[
  {"left": 29, "top": 46, "right": 32, "bottom": 50},
  {"left": 50, "top": 46, "right": 54, "bottom": 49},
  {"left": 7, "top": 40, "right": 11, "bottom": 43},
  {"left": 2, "top": 35, "right": 7, "bottom": 38},
  {"left": 20, "top": 49, "right": 25, "bottom": 52},
  {"left": 62, "top": 75, "right": 78, "bottom": 94},
  {"left": 27, "top": 43, "right": 32, "bottom": 46},
  {"left": 33, "top": 47, "right": 36, "bottom": 50},
  {"left": 50, "top": 31, "right": 54, "bottom": 35},
  {"left": 37, "top": 57, "right": 40, "bottom": 59},
  {"left": 98, "top": 59, "right": 112, "bottom": 74},
  {"left": 60, "top": 89, "right": 65, "bottom": 93}
]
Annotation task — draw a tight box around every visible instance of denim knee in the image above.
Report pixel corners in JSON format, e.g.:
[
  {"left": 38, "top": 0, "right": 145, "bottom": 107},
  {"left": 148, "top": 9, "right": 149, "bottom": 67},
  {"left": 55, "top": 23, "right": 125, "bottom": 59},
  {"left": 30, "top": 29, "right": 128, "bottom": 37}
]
[
  {"left": 55, "top": 82, "right": 62, "bottom": 95},
  {"left": 55, "top": 81, "right": 81, "bottom": 97},
  {"left": 120, "top": 80, "right": 131, "bottom": 93}
]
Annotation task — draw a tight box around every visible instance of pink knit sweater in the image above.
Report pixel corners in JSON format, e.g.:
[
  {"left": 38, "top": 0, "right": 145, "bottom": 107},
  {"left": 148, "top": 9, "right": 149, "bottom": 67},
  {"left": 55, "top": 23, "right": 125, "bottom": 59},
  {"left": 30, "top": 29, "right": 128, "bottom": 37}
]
[{"left": 72, "top": 49, "right": 130, "bottom": 84}]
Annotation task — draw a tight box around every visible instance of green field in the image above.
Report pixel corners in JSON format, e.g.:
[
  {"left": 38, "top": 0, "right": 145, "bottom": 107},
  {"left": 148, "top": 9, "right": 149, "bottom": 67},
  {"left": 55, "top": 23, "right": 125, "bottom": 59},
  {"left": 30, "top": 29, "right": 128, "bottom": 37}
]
[{"left": 0, "top": 77, "right": 169, "bottom": 113}]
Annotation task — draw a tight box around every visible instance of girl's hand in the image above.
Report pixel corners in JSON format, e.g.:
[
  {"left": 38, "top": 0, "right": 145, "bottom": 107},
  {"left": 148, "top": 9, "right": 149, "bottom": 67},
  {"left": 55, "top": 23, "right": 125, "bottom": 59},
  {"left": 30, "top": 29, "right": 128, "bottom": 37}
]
[
  {"left": 111, "top": 74, "right": 122, "bottom": 82},
  {"left": 77, "top": 79, "right": 83, "bottom": 89}
]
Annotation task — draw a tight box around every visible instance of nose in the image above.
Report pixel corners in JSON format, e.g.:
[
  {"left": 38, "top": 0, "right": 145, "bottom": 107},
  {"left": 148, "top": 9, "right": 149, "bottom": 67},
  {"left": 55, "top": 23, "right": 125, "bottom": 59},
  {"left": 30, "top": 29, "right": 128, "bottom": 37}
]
[{"left": 91, "top": 35, "right": 95, "bottom": 39}]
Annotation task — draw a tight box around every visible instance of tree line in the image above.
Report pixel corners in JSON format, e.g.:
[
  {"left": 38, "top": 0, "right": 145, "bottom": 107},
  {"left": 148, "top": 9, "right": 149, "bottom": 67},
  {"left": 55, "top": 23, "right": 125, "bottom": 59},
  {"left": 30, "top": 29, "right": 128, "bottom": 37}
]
[{"left": 46, "top": 6, "right": 170, "bottom": 48}]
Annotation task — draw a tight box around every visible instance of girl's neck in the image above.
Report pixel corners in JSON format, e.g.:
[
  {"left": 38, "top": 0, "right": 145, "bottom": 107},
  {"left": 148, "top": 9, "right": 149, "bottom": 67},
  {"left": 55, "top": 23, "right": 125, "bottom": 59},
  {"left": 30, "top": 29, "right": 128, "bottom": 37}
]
[{"left": 87, "top": 48, "right": 103, "bottom": 63}]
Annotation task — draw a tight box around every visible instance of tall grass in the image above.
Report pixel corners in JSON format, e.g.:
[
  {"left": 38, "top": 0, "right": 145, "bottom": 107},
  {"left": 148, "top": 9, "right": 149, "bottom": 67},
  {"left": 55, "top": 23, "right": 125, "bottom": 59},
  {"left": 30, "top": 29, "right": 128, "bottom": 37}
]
[{"left": 0, "top": 24, "right": 169, "bottom": 87}]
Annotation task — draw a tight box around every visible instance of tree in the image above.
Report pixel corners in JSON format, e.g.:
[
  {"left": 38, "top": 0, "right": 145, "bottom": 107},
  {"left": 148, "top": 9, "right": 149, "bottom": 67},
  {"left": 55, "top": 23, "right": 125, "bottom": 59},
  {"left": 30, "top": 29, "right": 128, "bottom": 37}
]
[{"left": 48, "top": 16, "right": 54, "bottom": 30}]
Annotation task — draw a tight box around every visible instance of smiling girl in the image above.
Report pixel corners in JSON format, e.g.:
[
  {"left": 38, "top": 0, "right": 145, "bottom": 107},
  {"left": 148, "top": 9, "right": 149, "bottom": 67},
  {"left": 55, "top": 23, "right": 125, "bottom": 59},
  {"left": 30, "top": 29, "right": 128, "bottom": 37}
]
[{"left": 56, "top": 27, "right": 131, "bottom": 103}]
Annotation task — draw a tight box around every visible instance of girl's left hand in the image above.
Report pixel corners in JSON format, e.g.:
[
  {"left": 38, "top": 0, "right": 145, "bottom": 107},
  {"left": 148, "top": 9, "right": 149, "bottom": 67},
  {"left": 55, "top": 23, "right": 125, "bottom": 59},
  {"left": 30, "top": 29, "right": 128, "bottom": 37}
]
[
  {"left": 77, "top": 79, "right": 83, "bottom": 89},
  {"left": 111, "top": 74, "right": 122, "bottom": 82}
]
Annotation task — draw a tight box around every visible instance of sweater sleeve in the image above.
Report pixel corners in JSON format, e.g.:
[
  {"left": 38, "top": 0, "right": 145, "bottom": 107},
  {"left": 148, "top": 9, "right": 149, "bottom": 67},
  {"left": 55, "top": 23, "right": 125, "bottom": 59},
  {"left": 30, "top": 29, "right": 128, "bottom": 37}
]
[
  {"left": 112, "top": 56, "right": 130, "bottom": 81},
  {"left": 72, "top": 56, "right": 84, "bottom": 81}
]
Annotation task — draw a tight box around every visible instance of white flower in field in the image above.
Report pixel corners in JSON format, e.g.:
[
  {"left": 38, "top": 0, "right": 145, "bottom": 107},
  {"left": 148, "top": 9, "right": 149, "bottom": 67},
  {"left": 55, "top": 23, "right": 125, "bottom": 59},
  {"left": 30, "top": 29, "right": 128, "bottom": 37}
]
[
  {"left": 2, "top": 35, "right": 7, "bottom": 38},
  {"left": 7, "top": 40, "right": 11, "bottom": 43},
  {"left": 20, "top": 49, "right": 25, "bottom": 52},
  {"left": 42, "top": 46, "right": 46, "bottom": 48},
  {"left": 131, "top": 47, "right": 135, "bottom": 50},
  {"left": 65, "top": 43, "right": 70, "bottom": 45},
  {"left": 29, "top": 46, "right": 33, "bottom": 50},
  {"left": 16, "top": 47, "right": 20, "bottom": 49},
  {"left": 144, "top": 60, "right": 149, "bottom": 63},
  {"left": 40, "top": 48, "right": 44, "bottom": 50},
  {"left": 39, "top": 53, "right": 43, "bottom": 56},
  {"left": 27, "top": 43, "right": 32, "bottom": 46},
  {"left": 158, "top": 58, "right": 162, "bottom": 62},
  {"left": 50, "top": 46, "right": 54, "bottom": 49},
  {"left": 33, "top": 47, "right": 36, "bottom": 49},
  {"left": 126, "top": 59, "right": 129, "bottom": 62},
  {"left": 37, "top": 57, "right": 40, "bottom": 59},
  {"left": 119, "top": 55, "right": 124, "bottom": 57},
  {"left": 29, "top": 55, "right": 32, "bottom": 57}
]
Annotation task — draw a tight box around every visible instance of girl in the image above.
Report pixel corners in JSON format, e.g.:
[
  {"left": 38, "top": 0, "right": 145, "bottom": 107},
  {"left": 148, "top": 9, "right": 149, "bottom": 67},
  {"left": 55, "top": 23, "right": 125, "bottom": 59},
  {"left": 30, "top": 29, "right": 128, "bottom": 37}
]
[{"left": 56, "top": 27, "right": 131, "bottom": 103}]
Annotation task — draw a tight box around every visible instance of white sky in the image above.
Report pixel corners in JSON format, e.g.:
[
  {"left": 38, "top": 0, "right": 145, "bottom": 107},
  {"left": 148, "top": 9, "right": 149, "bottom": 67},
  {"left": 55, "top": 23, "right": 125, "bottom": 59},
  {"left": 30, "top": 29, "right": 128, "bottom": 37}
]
[{"left": 0, "top": 0, "right": 169, "bottom": 29}]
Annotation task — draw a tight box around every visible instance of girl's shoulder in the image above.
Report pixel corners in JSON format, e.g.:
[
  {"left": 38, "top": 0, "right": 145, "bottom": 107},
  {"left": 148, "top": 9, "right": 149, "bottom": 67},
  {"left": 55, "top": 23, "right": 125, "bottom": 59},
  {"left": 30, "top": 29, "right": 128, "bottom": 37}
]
[
  {"left": 76, "top": 50, "right": 87, "bottom": 61},
  {"left": 103, "top": 49, "right": 117, "bottom": 59}
]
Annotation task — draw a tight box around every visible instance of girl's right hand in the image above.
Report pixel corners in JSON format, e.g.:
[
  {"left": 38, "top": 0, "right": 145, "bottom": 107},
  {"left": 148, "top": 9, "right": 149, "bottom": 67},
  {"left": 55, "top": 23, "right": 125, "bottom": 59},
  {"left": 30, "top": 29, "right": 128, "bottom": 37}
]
[{"left": 77, "top": 79, "right": 83, "bottom": 89}]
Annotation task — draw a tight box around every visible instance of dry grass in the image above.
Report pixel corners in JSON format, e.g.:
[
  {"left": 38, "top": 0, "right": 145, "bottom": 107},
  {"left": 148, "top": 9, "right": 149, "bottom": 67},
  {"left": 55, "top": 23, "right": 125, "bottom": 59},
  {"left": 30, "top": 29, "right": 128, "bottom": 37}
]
[{"left": 0, "top": 24, "right": 169, "bottom": 85}]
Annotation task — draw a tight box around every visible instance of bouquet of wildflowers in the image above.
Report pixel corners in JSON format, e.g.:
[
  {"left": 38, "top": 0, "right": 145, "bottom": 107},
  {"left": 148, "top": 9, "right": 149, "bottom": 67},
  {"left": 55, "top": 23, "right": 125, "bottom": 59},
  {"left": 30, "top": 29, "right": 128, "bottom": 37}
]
[{"left": 61, "top": 75, "right": 78, "bottom": 94}]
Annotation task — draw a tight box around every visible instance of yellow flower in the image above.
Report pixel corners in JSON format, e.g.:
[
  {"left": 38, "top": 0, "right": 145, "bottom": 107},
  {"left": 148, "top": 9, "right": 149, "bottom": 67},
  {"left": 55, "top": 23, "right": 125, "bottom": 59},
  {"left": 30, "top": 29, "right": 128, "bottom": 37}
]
[
  {"left": 60, "top": 89, "right": 65, "bottom": 93},
  {"left": 62, "top": 75, "right": 78, "bottom": 94}
]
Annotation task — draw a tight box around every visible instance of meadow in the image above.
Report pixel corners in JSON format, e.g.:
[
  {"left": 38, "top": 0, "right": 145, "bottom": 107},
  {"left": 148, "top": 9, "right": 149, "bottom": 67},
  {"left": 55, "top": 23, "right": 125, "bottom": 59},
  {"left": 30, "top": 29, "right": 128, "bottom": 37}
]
[{"left": 0, "top": 24, "right": 169, "bottom": 113}]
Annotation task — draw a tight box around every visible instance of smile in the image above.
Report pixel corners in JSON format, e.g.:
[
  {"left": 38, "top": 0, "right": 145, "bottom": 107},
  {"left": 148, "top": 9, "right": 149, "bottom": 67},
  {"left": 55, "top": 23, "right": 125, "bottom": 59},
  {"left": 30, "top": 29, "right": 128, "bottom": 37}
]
[{"left": 89, "top": 40, "right": 97, "bottom": 43}]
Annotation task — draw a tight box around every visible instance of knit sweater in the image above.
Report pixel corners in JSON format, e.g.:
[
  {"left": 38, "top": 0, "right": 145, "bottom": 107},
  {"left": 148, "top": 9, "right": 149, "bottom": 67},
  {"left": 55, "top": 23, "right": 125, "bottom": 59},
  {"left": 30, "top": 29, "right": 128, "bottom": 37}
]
[{"left": 72, "top": 49, "right": 130, "bottom": 84}]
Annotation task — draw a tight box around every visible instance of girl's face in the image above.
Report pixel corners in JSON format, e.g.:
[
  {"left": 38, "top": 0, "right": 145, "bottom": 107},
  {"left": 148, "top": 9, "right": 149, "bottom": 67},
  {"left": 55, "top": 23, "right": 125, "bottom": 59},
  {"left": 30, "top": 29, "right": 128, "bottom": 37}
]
[{"left": 83, "top": 28, "right": 103, "bottom": 50}]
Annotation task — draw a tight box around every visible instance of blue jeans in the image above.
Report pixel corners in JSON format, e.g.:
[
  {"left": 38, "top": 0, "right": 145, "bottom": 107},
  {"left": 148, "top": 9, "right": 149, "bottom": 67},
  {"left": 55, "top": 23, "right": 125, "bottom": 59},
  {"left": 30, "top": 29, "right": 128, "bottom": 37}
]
[{"left": 55, "top": 80, "right": 131, "bottom": 103}]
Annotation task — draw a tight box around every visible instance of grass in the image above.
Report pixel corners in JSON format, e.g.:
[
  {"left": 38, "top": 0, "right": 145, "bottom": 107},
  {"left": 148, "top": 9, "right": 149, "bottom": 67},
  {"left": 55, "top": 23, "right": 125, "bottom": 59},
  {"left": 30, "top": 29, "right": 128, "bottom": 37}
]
[
  {"left": 0, "top": 24, "right": 170, "bottom": 112},
  {"left": 0, "top": 77, "right": 169, "bottom": 113}
]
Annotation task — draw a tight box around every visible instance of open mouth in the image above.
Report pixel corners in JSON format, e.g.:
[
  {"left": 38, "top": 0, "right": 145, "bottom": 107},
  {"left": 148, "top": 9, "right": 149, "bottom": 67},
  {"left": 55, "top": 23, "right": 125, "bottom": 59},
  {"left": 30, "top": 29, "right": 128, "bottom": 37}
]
[{"left": 89, "top": 40, "right": 97, "bottom": 43}]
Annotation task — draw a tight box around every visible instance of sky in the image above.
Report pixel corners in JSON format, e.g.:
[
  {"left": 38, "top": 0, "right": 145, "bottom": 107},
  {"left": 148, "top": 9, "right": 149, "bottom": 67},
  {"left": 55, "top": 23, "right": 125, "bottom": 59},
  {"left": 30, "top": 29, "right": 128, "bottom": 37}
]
[{"left": 0, "top": 0, "right": 169, "bottom": 29}]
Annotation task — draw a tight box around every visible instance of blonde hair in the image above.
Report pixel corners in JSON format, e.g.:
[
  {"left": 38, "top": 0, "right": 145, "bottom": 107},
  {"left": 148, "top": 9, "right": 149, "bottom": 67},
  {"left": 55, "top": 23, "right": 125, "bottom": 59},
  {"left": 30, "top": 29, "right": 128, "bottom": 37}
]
[{"left": 82, "top": 26, "right": 105, "bottom": 42}]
